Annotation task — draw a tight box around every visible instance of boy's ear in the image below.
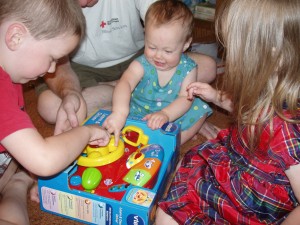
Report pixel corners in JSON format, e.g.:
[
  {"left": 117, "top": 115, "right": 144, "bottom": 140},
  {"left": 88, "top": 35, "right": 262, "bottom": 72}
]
[
  {"left": 5, "top": 23, "right": 27, "bottom": 51},
  {"left": 183, "top": 37, "right": 192, "bottom": 52}
]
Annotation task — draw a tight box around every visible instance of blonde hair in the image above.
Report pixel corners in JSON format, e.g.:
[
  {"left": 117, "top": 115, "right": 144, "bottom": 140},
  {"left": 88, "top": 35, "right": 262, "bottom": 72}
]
[
  {"left": 0, "top": 0, "right": 85, "bottom": 40},
  {"left": 216, "top": 0, "right": 300, "bottom": 149},
  {"left": 145, "top": 0, "right": 194, "bottom": 41}
]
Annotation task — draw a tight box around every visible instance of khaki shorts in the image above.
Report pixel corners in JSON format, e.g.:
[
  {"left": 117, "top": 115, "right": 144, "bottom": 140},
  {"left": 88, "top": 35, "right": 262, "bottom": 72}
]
[
  {"left": 35, "top": 48, "right": 144, "bottom": 95},
  {"left": 0, "top": 154, "right": 18, "bottom": 192}
]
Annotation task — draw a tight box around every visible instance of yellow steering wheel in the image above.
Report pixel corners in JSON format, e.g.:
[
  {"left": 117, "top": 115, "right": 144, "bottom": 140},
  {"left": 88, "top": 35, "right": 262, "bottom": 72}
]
[{"left": 77, "top": 136, "right": 125, "bottom": 167}]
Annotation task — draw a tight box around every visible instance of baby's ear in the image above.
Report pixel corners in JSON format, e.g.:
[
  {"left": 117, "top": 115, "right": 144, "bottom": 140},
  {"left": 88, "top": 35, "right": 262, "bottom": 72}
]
[
  {"left": 183, "top": 37, "right": 192, "bottom": 52},
  {"left": 5, "top": 23, "right": 27, "bottom": 51}
]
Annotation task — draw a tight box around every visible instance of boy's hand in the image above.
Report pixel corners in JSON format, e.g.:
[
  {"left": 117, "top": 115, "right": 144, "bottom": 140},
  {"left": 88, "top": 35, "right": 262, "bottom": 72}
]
[
  {"left": 87, "top": 125, "right": 110, "bottom": 146},
  {"left": 143, "top": 111, "right": 169, "bottom": 130},
  {"left": 54, "top": 92, "right": 87, "bottom": 135},
  {"left": 102, "top": 112, "right": 127, "bottom": 146}
]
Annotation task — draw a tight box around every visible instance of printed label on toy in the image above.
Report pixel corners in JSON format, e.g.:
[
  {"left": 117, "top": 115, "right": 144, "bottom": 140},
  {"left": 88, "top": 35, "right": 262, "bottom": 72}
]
[
  {"left": 84, "top": 110, "right": 109, "bottom": 126},
  {"left": 126, "top": 188, "right": 155, "bottom": 207},
  {"left": 127, "top": 215, "right": 145, "bottom": 225},
  {"left": 41, "top": 187, "right": 112, "bottom": 224},
  {"left": 161, "top": 122, "right": 179, "bottom": 134}
]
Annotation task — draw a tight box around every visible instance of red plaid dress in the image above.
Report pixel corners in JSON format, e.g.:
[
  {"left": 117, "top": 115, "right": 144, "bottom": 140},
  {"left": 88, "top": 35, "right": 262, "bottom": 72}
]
[{"left": 158, "top": 109, "right": 300, "bottom": 225}]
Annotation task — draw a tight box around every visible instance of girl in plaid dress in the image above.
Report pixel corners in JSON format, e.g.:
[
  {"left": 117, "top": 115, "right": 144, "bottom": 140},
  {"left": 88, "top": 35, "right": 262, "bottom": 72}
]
[{"left": 156, "top": 0, "right": 300, "bottom": 224}]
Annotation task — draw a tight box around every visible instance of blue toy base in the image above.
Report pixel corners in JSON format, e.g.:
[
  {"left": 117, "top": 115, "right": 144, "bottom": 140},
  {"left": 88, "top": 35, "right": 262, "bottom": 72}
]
[{"left": 38, "top": 110, "right": 180, "bottom": 225}]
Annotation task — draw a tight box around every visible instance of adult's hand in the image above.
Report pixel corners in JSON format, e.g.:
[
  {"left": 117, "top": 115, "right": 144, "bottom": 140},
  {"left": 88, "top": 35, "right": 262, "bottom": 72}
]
[{"left": 54, "top": 92, "right": 87, "bottom": 135}]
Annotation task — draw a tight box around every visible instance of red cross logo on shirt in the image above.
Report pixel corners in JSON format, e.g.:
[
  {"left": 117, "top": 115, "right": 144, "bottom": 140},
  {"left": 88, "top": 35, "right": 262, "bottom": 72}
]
[{"left": 100, "top": 21, "right": 106, "bottom": 28}]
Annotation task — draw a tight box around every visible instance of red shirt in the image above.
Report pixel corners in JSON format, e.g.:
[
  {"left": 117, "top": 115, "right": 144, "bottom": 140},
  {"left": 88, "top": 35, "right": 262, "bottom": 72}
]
[{"left": 0, "top": 67, "right": 34, "bottom": 152}]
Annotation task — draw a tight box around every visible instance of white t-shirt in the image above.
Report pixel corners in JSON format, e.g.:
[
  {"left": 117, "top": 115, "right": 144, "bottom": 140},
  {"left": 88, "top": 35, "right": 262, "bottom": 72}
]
[{"left": 71, "top": 0, "right": 156, "bottom": 68}]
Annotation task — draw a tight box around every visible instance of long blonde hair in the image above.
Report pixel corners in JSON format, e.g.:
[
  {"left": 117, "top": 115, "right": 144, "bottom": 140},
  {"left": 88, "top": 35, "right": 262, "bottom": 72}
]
[
  {"left": 216, "top": 0, "right": 300, "bottom": 149},
  {"left": 0, "top": 0, "right": 85, "bottom": 40}
]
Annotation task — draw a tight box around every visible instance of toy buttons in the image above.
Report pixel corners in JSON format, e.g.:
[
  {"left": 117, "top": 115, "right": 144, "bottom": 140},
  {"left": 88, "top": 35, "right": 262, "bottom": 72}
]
[{"left": 73, "top": 125, "right": 164, "bottom": 193}]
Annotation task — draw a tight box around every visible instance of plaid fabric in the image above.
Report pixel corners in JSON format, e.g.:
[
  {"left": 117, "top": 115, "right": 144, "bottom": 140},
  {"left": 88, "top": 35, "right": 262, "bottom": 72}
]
[{"left": 159, "top": 110, "right": 300, "bottom": 225}]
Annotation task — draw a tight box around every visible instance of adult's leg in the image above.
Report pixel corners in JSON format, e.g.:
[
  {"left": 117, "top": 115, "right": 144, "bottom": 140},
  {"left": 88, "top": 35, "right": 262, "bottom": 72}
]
[
  {"left": 82, "top": 84, "right": 114, "bottom": 116},
  {"left": 37, "top": 88, "right": 87, "bottom": 125},
  {"left": 37, "top": 89, "right": 65, "bottom": 124}
]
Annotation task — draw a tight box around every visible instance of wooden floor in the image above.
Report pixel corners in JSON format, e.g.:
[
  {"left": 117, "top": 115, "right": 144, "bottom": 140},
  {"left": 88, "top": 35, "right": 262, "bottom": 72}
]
[{"left": 23, "top": 82, "right": 230, "bottom": 224}]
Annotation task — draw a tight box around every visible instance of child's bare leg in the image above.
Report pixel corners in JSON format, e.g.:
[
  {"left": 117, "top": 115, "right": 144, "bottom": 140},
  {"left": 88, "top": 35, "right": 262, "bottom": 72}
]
[
  {"left": 180, "top": 114, "right": 208, "bottom": 145},
  {"left": 155, "top": 207, "right": 179, "bottom": 225},
  {"left": 197, "top": 121, "right": 221, "bottom": 140},
  {"left": 0, "top": 171, "right": 34, "bottom": 225}
]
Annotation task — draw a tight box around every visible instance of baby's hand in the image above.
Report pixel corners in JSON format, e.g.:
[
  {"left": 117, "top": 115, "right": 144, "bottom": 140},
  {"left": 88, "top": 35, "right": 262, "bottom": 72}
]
[
  {"left": 87, "top": 124, "right": 110, "bottom": 146},
  {"left": 102, "top": 112, "right": 127, "bottom": 146},
  {"left": 143, "top": 111, "right": 169, "bottom": 130}
]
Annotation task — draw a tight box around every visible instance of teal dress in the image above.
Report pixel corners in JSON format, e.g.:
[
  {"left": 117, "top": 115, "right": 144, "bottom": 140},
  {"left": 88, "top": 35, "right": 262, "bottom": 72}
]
[{"left": 129, "top": 54, "right": 212, "bottom": 131}]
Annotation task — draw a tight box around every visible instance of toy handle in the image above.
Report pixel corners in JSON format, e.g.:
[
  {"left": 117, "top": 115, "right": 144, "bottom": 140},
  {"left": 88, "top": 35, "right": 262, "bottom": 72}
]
[{"left": 122, "top": 125, "right": 149, "bottom": 147}]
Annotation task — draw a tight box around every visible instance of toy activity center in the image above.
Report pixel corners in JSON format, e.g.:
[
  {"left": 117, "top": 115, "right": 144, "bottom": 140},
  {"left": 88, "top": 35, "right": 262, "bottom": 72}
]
[{"left": 38, "top": 109, "right": 180, "bottom": 225}]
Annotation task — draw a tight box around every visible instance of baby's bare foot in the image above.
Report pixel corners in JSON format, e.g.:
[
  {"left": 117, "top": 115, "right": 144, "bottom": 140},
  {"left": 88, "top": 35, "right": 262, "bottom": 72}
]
[{"left": 198, "top": 121, "right": 221, "bottom": 140}]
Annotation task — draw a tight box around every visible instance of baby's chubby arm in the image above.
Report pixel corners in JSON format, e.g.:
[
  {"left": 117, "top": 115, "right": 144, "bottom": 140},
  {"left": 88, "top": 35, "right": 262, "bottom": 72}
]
[
  {"left": 2, "top": 124, "right": 110, "bottom": 177},
  {"left": 103, "top": 60, "right": 144, "bottom": 145}
]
